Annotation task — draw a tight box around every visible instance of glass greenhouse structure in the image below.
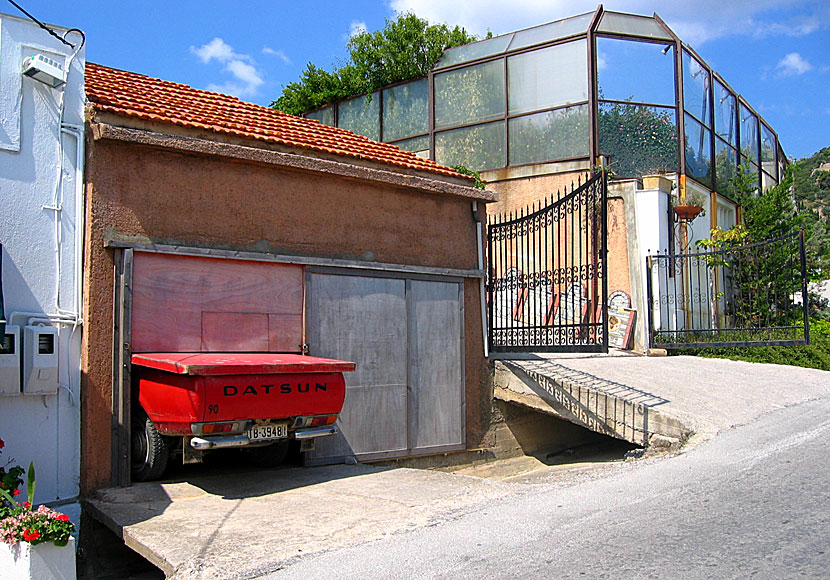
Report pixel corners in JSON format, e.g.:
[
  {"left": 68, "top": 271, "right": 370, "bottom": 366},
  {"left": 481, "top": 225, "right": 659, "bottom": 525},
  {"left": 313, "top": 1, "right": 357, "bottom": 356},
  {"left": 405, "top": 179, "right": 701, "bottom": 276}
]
[{"left": 306, "top": 7, "right": 785, "bottom": 199}]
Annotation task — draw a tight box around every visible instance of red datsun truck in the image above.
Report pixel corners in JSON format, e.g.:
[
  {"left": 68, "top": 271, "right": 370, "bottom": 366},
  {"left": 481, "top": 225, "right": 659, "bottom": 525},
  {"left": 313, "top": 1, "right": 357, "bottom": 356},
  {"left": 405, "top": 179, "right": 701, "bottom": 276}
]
[{"left": 130, "top": 352, "right": 354, "bottom": 481}]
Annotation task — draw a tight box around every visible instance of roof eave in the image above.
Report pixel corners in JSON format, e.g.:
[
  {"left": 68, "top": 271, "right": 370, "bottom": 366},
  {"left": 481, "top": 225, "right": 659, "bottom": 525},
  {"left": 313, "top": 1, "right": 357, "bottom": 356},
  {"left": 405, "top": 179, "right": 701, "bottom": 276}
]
[{"left": 88, "top": 118, "right": 497, "bottom": 203}]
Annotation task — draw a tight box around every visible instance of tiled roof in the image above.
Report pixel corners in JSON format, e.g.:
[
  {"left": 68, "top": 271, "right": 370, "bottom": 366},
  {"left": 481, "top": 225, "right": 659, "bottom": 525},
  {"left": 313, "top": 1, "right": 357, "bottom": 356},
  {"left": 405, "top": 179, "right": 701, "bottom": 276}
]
[{"left": 85, "top": 63, "right": 469, "bottom": 181}]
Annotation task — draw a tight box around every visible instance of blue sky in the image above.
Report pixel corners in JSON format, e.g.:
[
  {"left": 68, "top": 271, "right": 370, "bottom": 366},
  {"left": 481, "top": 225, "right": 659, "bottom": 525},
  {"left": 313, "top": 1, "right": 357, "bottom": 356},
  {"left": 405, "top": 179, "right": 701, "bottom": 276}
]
[{"left": 12, "top": 0, "right": 829, "bottom": 159}]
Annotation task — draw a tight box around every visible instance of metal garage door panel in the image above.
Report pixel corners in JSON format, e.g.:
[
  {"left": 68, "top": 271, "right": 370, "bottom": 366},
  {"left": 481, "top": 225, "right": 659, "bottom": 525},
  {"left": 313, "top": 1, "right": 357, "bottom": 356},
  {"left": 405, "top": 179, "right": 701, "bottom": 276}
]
[
  {"left": 409, "top": 280, "right": 464, "bottom": 452},
  {"left": 307, "top": 274, "right": 408, "bottom": 463}
]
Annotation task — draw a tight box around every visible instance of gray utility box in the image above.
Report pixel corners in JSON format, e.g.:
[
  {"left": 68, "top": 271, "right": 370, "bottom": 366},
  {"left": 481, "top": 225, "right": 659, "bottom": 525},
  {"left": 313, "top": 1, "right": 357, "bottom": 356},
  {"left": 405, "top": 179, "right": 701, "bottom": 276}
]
[{"left": 23, "top": 325, "right": 59, "bottom": 395}]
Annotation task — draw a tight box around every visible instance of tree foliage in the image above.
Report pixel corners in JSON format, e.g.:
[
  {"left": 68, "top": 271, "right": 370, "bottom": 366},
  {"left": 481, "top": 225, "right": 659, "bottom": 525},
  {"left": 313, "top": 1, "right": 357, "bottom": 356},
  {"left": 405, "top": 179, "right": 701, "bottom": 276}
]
[
  {"left": 791, "top": 147, "right": 830, "bottom": 278},
  {"left": 598, "top": 102, "right": 678, "bottom": 177},
  {"left": 271, "top": 13, "right": 479, "bottom": 116}
]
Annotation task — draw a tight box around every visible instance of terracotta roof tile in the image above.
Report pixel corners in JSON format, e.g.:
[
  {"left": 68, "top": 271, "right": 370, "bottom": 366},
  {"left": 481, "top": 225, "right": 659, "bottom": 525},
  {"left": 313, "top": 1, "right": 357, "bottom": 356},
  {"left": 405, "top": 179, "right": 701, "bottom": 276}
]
[{"left": 85, "top": 63, "right": 470, "bottom": 181}]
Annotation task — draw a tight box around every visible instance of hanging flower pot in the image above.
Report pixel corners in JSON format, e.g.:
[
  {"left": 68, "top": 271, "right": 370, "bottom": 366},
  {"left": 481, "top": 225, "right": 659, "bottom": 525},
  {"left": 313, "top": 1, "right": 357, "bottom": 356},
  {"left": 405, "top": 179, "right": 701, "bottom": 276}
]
[
  {"left": 0, "top": 536, "right": 76, "bottom": 580},
  {"left": 673, "top": 204, "right": 704, "bottom": 221}
]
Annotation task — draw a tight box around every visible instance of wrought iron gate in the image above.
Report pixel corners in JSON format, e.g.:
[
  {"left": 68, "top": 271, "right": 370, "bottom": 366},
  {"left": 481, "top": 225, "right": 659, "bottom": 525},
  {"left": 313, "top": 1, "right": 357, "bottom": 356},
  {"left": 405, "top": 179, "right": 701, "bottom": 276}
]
[
  {"left": 487, "top": 171, "right": 608, "bottom": 353},
  {"left": 646, "top": 231, "right": 810, "bottom": 348}
]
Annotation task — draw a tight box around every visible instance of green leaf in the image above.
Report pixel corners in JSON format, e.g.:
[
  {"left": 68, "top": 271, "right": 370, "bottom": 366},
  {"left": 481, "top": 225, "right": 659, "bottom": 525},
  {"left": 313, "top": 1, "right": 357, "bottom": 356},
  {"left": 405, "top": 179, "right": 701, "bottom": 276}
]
[{"left": 27, "top": 461, "right": 35, "bottom": 506}]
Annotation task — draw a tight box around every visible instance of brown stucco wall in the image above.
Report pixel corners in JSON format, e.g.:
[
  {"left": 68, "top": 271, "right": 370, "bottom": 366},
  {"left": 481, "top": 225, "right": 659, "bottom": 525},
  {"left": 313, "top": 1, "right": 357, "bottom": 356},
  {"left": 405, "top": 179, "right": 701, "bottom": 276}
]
[
  {"left": 81, "top": 131, "right": 490, "bottom": 493},
  {"left": 606, "top": 196, "right": 632, "bottom": 300}
]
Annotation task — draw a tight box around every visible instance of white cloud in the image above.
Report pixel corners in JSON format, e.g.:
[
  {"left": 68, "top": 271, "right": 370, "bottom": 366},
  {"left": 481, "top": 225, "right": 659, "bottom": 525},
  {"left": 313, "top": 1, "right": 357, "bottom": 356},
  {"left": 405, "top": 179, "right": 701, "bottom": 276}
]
[
  {"left": 262, "top": 46, "right": 292, "bottom": 65},
  {"left": 190, "top": 37, "right": 264, "bottom": 98},
  {"left": 776, "top": 52, "right": 813, "bottom": 77},
  {"left": 192, "top": 37, "right": 235, "bottom": 63},
  {"left": 350, "top": 20, "right": 368, "bottom": 37},
  {"left": 387, "top": 0, "right": 827, "bottom": 46}
]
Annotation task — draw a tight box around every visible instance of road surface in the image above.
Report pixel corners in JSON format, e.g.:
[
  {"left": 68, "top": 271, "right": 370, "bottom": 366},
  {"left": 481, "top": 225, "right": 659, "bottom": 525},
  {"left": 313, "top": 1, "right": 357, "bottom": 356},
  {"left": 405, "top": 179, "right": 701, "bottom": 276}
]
[{"left": 260, "top": 396, "right": 830, "bottom": 579}]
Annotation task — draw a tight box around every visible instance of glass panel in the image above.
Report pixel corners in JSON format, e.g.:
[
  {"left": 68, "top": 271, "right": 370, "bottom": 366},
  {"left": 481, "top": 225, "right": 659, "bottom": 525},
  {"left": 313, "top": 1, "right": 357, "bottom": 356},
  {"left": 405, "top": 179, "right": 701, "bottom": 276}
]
[
  {"left": 338, "top": 93, "right": 380, "bottom": 141},
  {"left": 739, "top": 102, "right": 759, "bottom": 165},
  {"left": 597, "top": 37, "right": 676, "bottom": 106},
  {"left": 509, "top": 105, "right": 589, "bottom": 166},
  {"left": 508, "top": 40, "right": 588, "bottom": 114},
  {"left": 714, "top": 137, "right": 738, "bottom": 198},
  {"left": 382, "top": 79, "right": 428, "bottom": 142},
  {"left": 434, "top": 35, "right": 513, "bottom": 69},
  {"left": 392, "top": 135, "right": 430, "bottom": 156},
  {"left": 507, "top": 13, "right": 593, "bottom": 51},
  {"left": 761, "top": 171, "right": 776, "bottom": 192},
  {"left": 761, "top": 123, "right": 776, "bottom": 178},
  {"left": 306, "top": 106, "right": 334, "bottom": 126},
  {"left": 778, "top": 147, "right": 786, "bottom": 185},
  {"left": 748, "top": 161, "right": 762, "bottom": 195},
  {"left": 598, "top": 102, "right": 678, "bottom": 177},
  {"left": 434, "top": 60, "right": 505, "bottom": 129},
  {"left": 684, "top": 114, "right": 712, "bottom": 188},
  {"left": 682, "top": 50, "right": 710, "bottom": 125},
  {"left": 435, "top": 121, "right": 505, "bottom": 171},
  {"left": 597, "top": 12, "right": 674, "bottom": 40},
  {"left": 713, "top": 78, "right": 737, "bottom": 147}
]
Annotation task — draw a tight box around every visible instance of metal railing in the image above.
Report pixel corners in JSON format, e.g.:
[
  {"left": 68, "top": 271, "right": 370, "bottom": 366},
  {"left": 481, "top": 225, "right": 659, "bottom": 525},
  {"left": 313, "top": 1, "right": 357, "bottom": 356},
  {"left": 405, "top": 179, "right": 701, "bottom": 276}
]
[
  {"left": 646, "top": 231, "right": 809, "bottom": 348},
  {"left": 487, "top": 171, "right": 608, "bottom": 353}
]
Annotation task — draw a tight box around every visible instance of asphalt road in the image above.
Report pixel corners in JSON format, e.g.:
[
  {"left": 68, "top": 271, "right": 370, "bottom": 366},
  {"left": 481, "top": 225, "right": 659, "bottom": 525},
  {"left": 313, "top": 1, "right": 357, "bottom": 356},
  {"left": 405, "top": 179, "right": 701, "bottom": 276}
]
[{"left": 261, "top": 396, "right": 830, "bottom": 580}]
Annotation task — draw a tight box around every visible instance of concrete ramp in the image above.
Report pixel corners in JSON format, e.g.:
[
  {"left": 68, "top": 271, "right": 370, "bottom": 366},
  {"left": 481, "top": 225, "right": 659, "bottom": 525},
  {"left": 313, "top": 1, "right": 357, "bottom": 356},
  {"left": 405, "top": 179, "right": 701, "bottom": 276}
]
[
  {"left": 495, "top": 358, "right": 690, "bottom": 448},
  {"left": 86, "top": 464, "right": 510, "bottom": 580},
  {"left": 495, "top": 354, "right": 830, "bottom": 449}
]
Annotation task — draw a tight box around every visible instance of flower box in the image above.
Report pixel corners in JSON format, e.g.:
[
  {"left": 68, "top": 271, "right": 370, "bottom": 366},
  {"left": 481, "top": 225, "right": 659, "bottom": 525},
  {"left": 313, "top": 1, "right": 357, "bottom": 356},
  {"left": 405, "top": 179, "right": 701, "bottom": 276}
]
[{"left": 0, "top": 536, "right": 76, "bottom": 580}]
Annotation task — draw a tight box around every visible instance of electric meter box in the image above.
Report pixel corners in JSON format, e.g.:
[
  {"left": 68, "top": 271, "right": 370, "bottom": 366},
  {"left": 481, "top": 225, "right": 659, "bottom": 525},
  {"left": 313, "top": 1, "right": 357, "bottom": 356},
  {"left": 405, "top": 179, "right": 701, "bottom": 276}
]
[
  {"left": 0, "top": 325, "right": 21, "bottom": 395},
  {"left": 23, "top": 325, "right": 59, "bottom": 395}
]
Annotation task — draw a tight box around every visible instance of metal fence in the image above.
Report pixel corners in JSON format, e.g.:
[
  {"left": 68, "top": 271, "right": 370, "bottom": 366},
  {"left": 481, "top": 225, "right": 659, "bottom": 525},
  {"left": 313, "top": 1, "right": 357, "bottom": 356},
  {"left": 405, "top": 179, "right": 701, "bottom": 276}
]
[
  {"left": 487, "top": 171, "right": 608, "bottom": 353},
  {"left": 646, "top": 231, "right": 809, "bottom": 348}
]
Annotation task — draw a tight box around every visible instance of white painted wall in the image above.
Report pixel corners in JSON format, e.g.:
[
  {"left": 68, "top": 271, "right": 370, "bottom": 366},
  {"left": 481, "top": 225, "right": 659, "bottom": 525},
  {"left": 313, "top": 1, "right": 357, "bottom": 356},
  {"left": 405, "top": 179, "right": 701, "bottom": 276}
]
[
  {"left": 633, "top": 186, "right": 671, "bottom": 350},
  {"left": 0, "top": 12, "right": 85, "bottom": 504}
]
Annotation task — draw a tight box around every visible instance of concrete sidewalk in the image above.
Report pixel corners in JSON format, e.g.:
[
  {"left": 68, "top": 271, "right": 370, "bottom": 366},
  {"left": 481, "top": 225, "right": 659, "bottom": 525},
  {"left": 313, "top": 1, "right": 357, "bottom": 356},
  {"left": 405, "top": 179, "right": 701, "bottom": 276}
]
[{"left": 495, "top": 354, "right": 830, "bottom": 448}]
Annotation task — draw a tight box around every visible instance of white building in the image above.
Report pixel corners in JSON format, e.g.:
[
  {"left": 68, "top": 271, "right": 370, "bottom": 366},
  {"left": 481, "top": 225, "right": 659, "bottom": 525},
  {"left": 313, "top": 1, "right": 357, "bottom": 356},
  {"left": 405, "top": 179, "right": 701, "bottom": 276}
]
[{"left": 0, "top": 12, "right": 85, "bottom": 507}]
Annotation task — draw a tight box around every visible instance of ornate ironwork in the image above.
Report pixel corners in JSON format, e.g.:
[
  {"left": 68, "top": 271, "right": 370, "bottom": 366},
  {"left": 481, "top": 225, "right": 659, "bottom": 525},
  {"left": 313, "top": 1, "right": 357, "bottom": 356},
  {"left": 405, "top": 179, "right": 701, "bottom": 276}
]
[
  {"left": 487, "top": 171, "right": 608, "bottom": 353},
  {"left": 646, "top": 232, "right": 810, "bottom": 348}
]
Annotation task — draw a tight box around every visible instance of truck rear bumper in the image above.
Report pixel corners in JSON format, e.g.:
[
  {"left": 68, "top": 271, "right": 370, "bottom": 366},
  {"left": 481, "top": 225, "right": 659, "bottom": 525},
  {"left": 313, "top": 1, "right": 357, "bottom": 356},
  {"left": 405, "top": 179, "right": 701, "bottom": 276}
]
[
  {"left": 294, "top": 425, "right": 338, "bottom": 440},
  {"left": 190, "top": 425, "right": 338, "bottom": 450}
]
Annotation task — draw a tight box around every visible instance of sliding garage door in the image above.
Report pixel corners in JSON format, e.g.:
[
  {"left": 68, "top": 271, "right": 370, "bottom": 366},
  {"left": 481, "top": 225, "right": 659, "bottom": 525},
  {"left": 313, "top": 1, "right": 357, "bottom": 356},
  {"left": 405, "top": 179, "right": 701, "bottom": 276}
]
[{"left": 306, "top": 272, "right": 464, "bottom": 463}]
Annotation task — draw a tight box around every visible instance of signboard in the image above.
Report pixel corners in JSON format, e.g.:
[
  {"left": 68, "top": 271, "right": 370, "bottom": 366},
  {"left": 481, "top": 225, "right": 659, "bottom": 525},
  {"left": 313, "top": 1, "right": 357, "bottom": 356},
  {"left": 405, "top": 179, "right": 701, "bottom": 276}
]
[
  {"left": 599, "top": 291, "right": 636, "bottom": 349},
  {"left": 608, "top": 307, "right": 636, "bottom": 349}
]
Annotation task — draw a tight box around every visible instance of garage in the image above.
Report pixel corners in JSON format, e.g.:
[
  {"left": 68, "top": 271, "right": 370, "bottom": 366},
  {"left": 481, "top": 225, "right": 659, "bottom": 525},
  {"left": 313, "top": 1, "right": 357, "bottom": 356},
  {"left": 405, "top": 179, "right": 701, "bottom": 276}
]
[{"left": 82, "top": 62, "right": 495, "bottom": 491}]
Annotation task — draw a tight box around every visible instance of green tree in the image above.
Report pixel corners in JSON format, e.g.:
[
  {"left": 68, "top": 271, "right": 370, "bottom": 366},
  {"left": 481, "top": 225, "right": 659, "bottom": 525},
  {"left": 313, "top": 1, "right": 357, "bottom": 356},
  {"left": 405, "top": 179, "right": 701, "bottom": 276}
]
[{"left": 272, "top": 13, "right": 479, "bottom": 116}]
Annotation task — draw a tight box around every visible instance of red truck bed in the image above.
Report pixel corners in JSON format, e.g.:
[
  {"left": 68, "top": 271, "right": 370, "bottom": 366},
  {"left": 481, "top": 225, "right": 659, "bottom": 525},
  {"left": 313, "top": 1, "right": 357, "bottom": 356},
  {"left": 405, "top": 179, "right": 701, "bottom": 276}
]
[
  {"left": 131, "top": 352, "right": 355, "bottom": 375},
  {"left": 131, "top": 353, "right": 353, "bottom": 435}
]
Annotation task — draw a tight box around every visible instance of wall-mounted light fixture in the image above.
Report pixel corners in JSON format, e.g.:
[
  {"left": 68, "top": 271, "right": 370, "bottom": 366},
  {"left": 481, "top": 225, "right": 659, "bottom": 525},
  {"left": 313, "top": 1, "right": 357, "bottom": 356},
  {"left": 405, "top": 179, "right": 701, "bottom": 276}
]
[{"left": 21, "top": 53, "right": 65, "bottom": 87}]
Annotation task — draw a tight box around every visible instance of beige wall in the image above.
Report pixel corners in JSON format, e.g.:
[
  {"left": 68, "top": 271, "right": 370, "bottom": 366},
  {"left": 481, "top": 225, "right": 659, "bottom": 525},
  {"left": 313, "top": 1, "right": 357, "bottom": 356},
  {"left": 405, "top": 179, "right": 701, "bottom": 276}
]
[
  {"left": 81, "top": 134, "right": 490, "bottom": 493},
  {"left": 483, "top": 170, "right": 591, "bottom": 217}
]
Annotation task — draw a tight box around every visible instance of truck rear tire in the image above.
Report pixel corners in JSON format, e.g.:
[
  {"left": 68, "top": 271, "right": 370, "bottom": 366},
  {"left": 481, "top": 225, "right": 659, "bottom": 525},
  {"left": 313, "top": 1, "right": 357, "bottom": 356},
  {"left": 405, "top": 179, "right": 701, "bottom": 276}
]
[
  {"left": 131, "top": 409, "right": 169, "bottom": 481},
  {"left": 242, "top": 441, "right": 290, "bottom": 468}
]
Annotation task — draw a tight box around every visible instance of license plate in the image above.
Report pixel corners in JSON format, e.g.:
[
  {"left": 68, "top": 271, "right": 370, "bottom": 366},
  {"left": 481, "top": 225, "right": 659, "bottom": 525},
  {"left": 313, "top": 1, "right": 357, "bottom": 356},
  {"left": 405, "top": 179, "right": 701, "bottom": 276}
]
[{"left": 247, "top": 423, "right": 288, "bottom": 442}]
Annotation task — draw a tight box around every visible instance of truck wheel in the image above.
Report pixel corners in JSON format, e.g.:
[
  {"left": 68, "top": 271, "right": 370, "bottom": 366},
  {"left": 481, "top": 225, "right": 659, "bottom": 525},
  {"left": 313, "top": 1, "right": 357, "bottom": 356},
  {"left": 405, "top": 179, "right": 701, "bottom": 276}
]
[
  {"left": 242, "top": 441, "right": 290, "bottom": 468},
  {"left": 131, "top": 409, "right": 169, "bottom": 481}
]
